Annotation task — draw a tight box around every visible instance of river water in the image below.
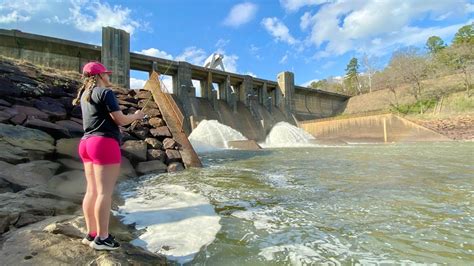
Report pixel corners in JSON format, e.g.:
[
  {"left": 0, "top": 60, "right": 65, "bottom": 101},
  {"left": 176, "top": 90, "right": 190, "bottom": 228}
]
[{"left": 118, "top": 142, "right": 473, "bottom": 265}]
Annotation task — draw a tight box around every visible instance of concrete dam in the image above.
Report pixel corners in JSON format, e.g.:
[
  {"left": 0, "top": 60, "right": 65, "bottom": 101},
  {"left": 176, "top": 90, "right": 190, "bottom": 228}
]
[{"left": 0, "top": 27, "right": 349, "bottom": 142}]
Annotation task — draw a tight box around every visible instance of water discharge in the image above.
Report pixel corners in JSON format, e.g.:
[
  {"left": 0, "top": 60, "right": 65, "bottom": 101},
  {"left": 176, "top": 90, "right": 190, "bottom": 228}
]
[
  {"left": 118, "top": 142, "right": 474, "bottom": 265},
  {"left": 263, "top": 121, "right": 316, "bottom": 148},
  {"left": 188, "top": 120, "right": 247, "bottom": 152}
]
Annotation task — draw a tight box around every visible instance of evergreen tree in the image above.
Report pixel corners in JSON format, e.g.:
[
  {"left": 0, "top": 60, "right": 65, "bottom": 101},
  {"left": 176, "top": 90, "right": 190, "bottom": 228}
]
[
  {"left": 344, "top": 57, "right": 361, "bottom": 95},
  {"left": 453, "top": 24, "right": 474, "bottom": 46},
  {"left": 426, "top": 36, "right": 446, "bottom": 54}
]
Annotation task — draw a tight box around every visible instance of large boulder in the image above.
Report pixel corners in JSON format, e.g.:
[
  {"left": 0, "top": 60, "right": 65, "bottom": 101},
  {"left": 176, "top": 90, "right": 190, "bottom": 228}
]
[
  {"left": 163, "top": 138, "right": 177, "bottom": 149},
  {"left": 147, "top": 149, "right": 165, "bottom": 161},
  {"left": 57, "top": 158, "right": 83, "bottom": 170},
  {"left": 144, "top": 137, "right": 162, "bottom": 149},
  {"left": 0, "top": 76, "right": 19, "bottom": 97},
  {"left": 0, "top": 99, "right": 12, "bottom": 107},
  {"left": 0, "top": 110, "right": 13, "bottom": 123},
  {"left": 165, "top": 149, "right": 182, "bottom": 163},
  {"left": 24, "top": 118, "right": 71, "bottom": 139},
  {"left": 150, "top": 126, "right": 172, "bottom": 138},
  {"left": 0, "top": 192, "right": 78, "bottom": 230},
  {"left": 136, "top": 90, "right": 151, "bottom": 99},
  {"left": 131, "top": 126, "right": 150, "bottom": 140},
  {"left": 0, "top": 141, "right": 30, "bottom": 164},
  {"left": 0, "top": 123, "right": 55, "bottom": 154},
  {"left": 0, "top": 216, "right": 166, "bottom": 265},
  {"left": 135, "top": 160, "right": 168, "bottom": 175},
  {"left": 12, "top": 105, "right": 49, "bottom": 120},
  {"left": 121, "top": 140, "right": 147, "bottom": 162},
  {"left": 144, "top": 108, "right": 161, "bottom": 118},
  {"left": 167, "top": 162, "right": 185, "bottom": 173},
  {"left": 55, "top": 120, "right": 84, "bottom": 137},
  {"left": 35, "top": 170, "right": 86, "bottom": 203},
  {"left": 9, "top": 112, "right": 27, "bottom": 125},
  {"left": 0, "top": 160, "right": 61, "bottom": 188},
  {"left": 119, "top": 156, "right": 137, "bottom": 180},
  {"left": 149, "top": 117, "right": 165, "bottom": 128},
  {"left": 56, "top": 138, "right": 80, "bottom": 159},
  {"left": 34, "top": 98, "right": 67, "bottom": 120}
]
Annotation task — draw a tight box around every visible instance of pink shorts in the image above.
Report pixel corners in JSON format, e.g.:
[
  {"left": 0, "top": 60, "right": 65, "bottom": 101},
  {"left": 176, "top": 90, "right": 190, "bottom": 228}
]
[{"left": 78, "top": 136, "right": 121, "bottom": 165}]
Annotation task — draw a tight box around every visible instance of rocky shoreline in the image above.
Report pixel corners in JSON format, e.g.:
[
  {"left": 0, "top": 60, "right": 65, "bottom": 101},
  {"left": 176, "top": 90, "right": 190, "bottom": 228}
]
[
  {"left": 0, "top": 57, "right": 181, "bottom": 264},
  {"left": 413, "top": 114, "right": 474, "bottom": 141}
]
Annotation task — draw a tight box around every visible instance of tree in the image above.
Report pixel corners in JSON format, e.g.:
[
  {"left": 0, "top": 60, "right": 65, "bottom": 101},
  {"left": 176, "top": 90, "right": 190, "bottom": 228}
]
[
  {"left": 426, "top": 36, "right": 446, "bottom": 54},
  {"left": 453, "top": 23, "right": 474, "bottom": 46},
  {"left": 388, "top": 47, "right": 429, "bottom": 100},
  {"left": 447, "top": 44, "right": 474, "bottom": 96},
  {"left": 361, "top": 54, "right": 379, "bottom": 93},
  {"left": 344, "top": 57, "right": 361, "bottom": 95},
  {"left": 309, "top": 79, "right": 328, "bottom": 89}
]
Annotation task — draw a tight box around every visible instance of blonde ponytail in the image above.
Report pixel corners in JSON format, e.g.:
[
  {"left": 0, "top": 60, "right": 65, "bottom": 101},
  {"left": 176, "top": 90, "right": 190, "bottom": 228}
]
[{"left": 72, "top": 75, "right": 98, "bottom": 106}]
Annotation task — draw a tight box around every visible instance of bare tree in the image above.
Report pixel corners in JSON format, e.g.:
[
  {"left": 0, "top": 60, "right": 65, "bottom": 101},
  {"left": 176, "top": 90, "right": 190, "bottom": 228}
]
[
  {"left": 361, "top": 54, "right": 379, "bottom": 93},
  {"left": 388, "top": 47, "right": 429, "bottom": 101}
]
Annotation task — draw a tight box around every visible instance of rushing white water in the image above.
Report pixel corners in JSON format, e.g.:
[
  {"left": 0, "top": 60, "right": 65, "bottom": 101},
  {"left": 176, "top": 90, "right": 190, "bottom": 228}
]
[
  {"left": 189, "top": 120, "right": 247, "bottom": 152},
  {"left": 118, "top": 182, "right": 221, "bottom": 264},
  {"left": 263, "top": 122, "right": 316, "bottom": 148}
]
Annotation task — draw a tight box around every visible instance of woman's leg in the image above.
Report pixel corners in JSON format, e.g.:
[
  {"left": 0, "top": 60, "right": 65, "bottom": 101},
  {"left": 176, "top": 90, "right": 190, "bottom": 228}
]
[
  {"left": 93, "top": 163, "right": 120, "bottom": 238},
  {"left": 82, "top": 162, "right": 98, "bottom": 235}
]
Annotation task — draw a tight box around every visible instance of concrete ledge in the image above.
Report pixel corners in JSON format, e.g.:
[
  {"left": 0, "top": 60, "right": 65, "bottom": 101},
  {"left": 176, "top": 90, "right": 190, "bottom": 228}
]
[{"left": 227, "top": 140, "right": 262, "bottom": 150}]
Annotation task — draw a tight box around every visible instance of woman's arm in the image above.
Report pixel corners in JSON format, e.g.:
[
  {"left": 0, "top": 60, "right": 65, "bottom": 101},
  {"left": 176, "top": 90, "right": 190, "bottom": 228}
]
[{"left": 110, "top": 110, "right": 145, "bottom": 126}]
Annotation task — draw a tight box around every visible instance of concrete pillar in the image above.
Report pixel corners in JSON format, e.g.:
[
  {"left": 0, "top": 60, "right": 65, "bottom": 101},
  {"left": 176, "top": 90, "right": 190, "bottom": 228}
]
[
  {"left": 101, "top": 27, "right": 130, "bottom": 88},
  {"left": 173, "top": 61, "right": 193, "bottom": 98},
  {"left": 199, "top": 72, "right": 212, "bottom": 99},
  {"left": 277, "top": 71, "right": 295, "bottom": 112},
  {"left": 211, "top": 90, "right": 218, "bottom": 111},
  {"left": 218, "top": 82, "right": 226, "bottom": 100},
  {"left": 262, "top": 82, "right": 270, "bottom": 112},
  {"left": 239, "top": 75, "right": 253, "bottom": 106},
  {"left": 224, "top": 76, "right": 237, "bottom": 113}
]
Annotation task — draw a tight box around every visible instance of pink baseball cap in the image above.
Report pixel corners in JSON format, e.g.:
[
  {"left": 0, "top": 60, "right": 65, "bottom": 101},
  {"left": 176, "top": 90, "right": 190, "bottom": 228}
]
[{"left": 82, "top": 61, "right": 112, "bottom": 76}]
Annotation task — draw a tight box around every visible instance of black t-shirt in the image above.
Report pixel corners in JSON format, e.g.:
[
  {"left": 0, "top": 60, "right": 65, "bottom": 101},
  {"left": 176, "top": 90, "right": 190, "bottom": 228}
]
[{"left": 81, "top": 87, "right": 121, "bottom": 143}]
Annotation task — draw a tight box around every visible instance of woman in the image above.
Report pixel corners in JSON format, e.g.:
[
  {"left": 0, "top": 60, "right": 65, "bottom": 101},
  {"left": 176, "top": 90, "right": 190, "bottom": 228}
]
[{"left": 73, "top": 61, "right": 144, "bottom": 250}]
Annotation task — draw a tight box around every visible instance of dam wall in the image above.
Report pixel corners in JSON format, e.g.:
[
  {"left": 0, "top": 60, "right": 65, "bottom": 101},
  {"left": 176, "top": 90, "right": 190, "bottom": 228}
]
[
  {"left": 0, "top": 27, "right": 351, "bottom": 141},
  {"left": 299, "top": 114, "right": 451, "bottom": 143}
]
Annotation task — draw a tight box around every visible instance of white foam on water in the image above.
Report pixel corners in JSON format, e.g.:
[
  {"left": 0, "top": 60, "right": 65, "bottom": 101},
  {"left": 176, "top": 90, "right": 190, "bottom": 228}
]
[
  {"left": 118, "top": 183, "right": 221, "bottom": 264},
  {"left": 262, "top": 122, "right": 317, "bottom": 148},
  {"left": 189, "top": 120, "right": 248, "bottom": 153},
  {"left": 232, "top": 206, "right": 286, "bottom": 233},
  {"left": 259, "top": 244, "right": 324, "bottom": 265}
]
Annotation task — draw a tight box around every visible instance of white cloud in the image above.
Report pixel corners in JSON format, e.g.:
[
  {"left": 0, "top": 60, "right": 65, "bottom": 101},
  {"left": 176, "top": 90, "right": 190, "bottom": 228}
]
[
  {"left": 215, "top": 39, "right": 230, "bottom": 48},
  {"left": 136, "top": 48, "right": 173, "bottom": 60},
  {"left": 130, "top": 77, "right": 147, "bottom": 90},
  {"left": 69, "top": 0, "right": 141, "bottom": 34},
  {"left": 301, "top": 78, "right": 319, "bottom": 87},
  {"left": 223, "top": 2, "right": 258, "bottom": 27},
  {"left": 245, "top": 72, "right": 257, "bottom": 77},
  {"left": 321, "top": 60, "right": 335, "bottom": 69},
  {"left": 280, "top": 0, "right": 329, "bottom": 12},
  {"left": 279, "top": 54, "right": 288, "bottom": 64},
  {"left": 300, "top": 11, "right": 312, "bottom": 30},
  {"left": 176, "top": 47, "right": 207, "bottom": 65},
  {"left": 0, "top": 11, "right": 30, "bottom": 23},
  {"left": 160, "top": 76, "right": 173, "bottom": 93},
  {"left": 261, "top": 17, "right": 297, "bottom": 45},
  {"left": 305, "top": 0, "right": 473, "bottom": 57}
]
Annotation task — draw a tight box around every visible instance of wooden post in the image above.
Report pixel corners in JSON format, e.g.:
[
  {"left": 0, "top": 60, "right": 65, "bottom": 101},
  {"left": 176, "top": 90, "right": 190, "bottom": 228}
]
[{"left": 383, "top": 117, "right": 387, "bottom": 143}]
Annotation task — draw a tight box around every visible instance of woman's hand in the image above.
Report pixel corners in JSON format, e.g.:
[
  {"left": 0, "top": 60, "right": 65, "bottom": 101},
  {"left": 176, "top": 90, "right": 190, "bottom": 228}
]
[{"left": 134, "top": 110, "right": 145, "bottom": 121}]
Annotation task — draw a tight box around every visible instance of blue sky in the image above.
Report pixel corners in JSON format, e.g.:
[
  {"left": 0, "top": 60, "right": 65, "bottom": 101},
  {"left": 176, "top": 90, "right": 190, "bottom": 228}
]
[{"left": 1, "top": 0, "right": 473, "bottom": 89}]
